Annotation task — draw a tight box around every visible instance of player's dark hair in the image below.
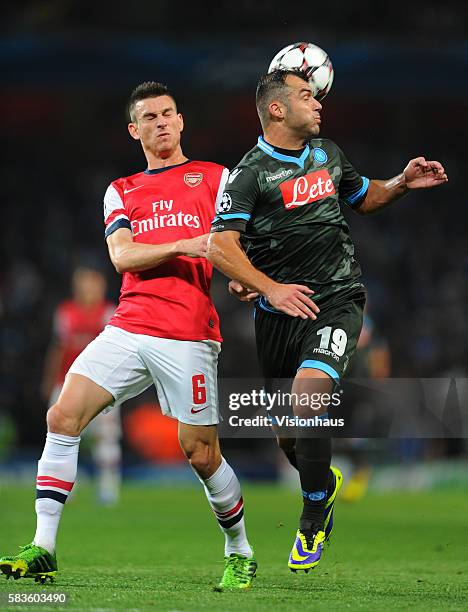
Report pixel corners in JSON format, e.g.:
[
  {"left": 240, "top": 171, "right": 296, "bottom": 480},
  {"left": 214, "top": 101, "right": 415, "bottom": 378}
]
[
  {"left": 256, "top": 69, "right": 309, "bottom": 127},
  {"left": 127, "top": 81, "right": 177, "bottom": 122}
]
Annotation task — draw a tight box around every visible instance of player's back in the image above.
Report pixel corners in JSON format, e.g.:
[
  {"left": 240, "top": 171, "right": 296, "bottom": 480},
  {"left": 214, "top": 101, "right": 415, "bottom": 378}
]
[{"left": 104, "top": 161, "right": 227, "bottom": 342}]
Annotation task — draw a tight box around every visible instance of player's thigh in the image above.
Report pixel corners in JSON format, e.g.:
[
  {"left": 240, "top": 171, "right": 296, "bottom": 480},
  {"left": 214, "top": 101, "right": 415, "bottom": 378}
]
[
  {"left": 254, "top": 307, "right": 301, "bottom": 379},
  {"left": 298, "top": 298, "right": 365, "bottom": 383},
  {"left": 140, "top": 337, "right": 221, "bottom": 426},
  {"left": 64, "top": 325, "right": 153, "bottom": 428},
  {"left": 255, "top": 309, "right": 304, "bottom": 439}
]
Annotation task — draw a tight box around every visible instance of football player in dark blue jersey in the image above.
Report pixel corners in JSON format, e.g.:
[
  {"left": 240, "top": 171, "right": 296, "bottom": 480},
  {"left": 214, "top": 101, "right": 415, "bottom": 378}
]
[{"left": 208, "top": 69, "right": 448, "bottom": 572}]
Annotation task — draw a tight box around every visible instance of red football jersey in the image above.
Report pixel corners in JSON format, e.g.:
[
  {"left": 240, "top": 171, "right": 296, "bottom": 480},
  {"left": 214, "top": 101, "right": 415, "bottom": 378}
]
[
  {"left": 103, "top": 160, "right": 228, "bottom": 342},
  {"left": 54, "top": 300, "right": 115, "bottom": 383}
]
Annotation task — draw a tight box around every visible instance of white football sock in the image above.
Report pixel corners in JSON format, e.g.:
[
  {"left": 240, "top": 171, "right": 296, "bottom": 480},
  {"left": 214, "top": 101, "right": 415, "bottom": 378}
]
[
  {"left": 92, "top": 435, "right": 121, "bottom": 505},
  {"left": 33, "top": 432, "right": 80, "bottom": 554},
  {"left": 201, "top": 457, "right": 252, "bottom": 558}
]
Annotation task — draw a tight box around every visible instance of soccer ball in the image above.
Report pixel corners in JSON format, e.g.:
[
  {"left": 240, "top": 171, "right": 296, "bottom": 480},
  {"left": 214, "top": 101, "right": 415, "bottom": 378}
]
[{"left": 268, "top": 42, "right": 334, "bottom": 101}]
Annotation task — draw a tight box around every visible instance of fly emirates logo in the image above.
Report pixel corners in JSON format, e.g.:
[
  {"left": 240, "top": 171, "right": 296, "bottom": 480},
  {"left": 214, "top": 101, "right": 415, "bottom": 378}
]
[
  {"left": 280, "top": 170, "right": 336, "bottom": 209},
  {"left": 131, "top": 199, "right": 201, "bottom": 237}
]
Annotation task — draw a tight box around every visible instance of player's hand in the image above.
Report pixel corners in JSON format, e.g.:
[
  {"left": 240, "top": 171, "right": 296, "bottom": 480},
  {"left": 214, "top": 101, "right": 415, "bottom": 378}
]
[
  {"left": 404, "top": 157, "right": 448, "bottom": 189},
  {"left": 264, "top": 282, "right": 320, "bottom": 320},
  {"left": 178, "top": 234, "right": 209, "bottom": 258},
  {"left": 228, "top": 280, "right": 259, "bottom": 302}
]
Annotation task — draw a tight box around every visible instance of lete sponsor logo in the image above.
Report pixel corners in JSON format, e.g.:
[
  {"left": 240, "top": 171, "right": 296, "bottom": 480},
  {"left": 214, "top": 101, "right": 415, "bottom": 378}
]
[
  {"left": 184, "top": 172, "right": 203, "bottom": 187},
  {"left": 280, "top": 170, "right": 335, "bottom": 209}
]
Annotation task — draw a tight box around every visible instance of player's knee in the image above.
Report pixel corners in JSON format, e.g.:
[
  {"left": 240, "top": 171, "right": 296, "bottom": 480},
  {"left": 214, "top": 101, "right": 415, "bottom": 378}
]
[{"left": 47, "top": 403, "right": 82, "bottom": 437}]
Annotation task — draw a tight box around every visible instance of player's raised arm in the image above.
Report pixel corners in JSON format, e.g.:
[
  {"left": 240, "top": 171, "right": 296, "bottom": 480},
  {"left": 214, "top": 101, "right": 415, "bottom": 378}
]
[
  {"left": 355, "top": 157, "right": 448, "bottom": 215},
  {"left": 107, "top": 227, "right": 208, "bottom": 273}
]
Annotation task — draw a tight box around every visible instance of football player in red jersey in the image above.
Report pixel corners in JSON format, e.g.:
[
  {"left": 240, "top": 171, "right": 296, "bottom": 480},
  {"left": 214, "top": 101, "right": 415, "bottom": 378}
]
[
  {"left": 41, "top": 266, "right": 121, "bottom": 506},
  {"left": 0, "top": 82, "right": 256, "bottom": 590}
]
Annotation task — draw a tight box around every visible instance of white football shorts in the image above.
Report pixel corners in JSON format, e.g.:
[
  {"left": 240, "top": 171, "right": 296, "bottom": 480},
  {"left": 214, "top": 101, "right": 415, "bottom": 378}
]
[{"left": 69, "top": 325, "right": 221, "bottom": 426}]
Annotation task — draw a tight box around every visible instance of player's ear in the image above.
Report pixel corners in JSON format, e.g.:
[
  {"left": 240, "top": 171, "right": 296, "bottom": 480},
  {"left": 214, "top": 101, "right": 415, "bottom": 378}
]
[
  {"left": 128, "top": 122, "right": 140, "bottom": 141},
  {"left": 269, "top": 101, "right": 284, "bottom": 121},
  {"left": 177, "top": 113, "right": 184, "bottom": 134}
]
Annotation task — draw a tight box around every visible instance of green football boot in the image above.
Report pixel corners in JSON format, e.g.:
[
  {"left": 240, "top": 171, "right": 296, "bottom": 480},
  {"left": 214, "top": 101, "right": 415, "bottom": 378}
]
[
  {"left": 0, "top": 544, "right": 57, "bottom": 584},
  {"left": 215, "top": 551, "right": 257, "bottom": 591}
]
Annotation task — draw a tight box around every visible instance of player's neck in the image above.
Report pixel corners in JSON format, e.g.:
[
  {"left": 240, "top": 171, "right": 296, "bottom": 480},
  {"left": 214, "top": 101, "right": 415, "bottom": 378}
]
[
  {"left": 262, "top": 128, "right": 306, "bottom": 151},
  {"left": 145, "top": 148, "right": 188, "bottom": 170}
]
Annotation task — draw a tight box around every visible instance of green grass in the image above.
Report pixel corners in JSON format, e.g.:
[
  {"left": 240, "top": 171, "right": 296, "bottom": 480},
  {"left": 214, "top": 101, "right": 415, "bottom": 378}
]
[{"left": 0, "top": 483, "right": 467, "bottom": 611}]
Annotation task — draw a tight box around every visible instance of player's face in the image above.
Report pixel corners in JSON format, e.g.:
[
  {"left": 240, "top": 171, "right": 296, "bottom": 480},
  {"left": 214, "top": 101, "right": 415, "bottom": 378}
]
[
  {"left": 128, "top": 96, "right": 184, "bottom": 158},
  {"left": 72, "top": 269, "right": 106, "bottom": 306},
  {"left": 283, "top": 75, "right": 322, "bottom": 138}
]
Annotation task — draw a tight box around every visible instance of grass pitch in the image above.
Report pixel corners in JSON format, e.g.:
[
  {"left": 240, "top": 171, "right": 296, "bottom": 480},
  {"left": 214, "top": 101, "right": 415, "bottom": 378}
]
[{"left": 0, "top": 482, "right": 467, "bottom": 611}]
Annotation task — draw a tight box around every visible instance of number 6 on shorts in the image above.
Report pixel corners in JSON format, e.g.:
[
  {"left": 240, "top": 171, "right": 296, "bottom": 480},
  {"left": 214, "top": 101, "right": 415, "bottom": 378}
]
[{"left": 192, "top": 374, "right": 207, "bottom": 405}]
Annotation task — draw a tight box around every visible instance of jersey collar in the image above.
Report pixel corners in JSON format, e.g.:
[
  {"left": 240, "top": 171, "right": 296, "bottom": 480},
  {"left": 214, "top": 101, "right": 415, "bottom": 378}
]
[
  {"left": 145, "top": 160, "right": 191, "bottom": 175},
  {"left": 257, "top": 136, "right": 310, "bottom": 169}
]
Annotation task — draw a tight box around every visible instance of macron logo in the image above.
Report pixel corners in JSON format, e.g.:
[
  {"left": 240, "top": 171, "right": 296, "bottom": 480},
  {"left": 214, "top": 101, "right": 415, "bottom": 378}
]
[
  {"left": 280, "top": 170, "right": 335, "bottom": 209},
  {"left": 266, "top": 169, "right": 293, "bottom": 182}
]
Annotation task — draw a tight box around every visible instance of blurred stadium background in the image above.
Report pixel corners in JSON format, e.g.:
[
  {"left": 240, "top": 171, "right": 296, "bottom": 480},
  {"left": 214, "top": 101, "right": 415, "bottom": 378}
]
[{"left": 1, "top": 1, "right": 467, "bottom": 497}]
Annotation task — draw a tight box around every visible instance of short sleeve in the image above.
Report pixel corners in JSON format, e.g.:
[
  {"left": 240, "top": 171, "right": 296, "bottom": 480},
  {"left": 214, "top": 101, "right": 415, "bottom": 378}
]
[
  {"left": 337, "top": 146, "right": 369, "bottom": 209},
  {"left": 103, "top": 183, "right": 132, "bottom": 239},
  {"left": 211, "top": 166, "right": 260, "bottom": 233}
]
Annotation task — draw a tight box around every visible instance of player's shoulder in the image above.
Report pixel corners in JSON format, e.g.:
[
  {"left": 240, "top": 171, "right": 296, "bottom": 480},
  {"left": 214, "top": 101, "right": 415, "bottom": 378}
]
[
  {"left": 227, "top": 146, "right": 264, "bottom": 182},
  {"left": 188, "top": 160, "right": 225, "bottom": 173},
  {"left": 107, "top": 170, "right": 147, "bottom": 193},
  {"left": 240, "top": 143, "right": 266, "bottom": 168},
  {"left": 186, "top": 160, "right": 227, "bottom": 187},
  {"left": 309, "top": 137, "right": 340, "bottom": 154}
]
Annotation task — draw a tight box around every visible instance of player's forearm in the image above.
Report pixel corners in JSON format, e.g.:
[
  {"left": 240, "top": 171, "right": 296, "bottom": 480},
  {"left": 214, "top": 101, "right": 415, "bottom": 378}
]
[
  {"left": 207, "top": 233, "right": 276, "bottom": 296},
  {"left": 112, "top": 240, "right": 184, "bottom": 273},
  {"left": 356, "top": 176, "right": 409, "bottom": 214}
]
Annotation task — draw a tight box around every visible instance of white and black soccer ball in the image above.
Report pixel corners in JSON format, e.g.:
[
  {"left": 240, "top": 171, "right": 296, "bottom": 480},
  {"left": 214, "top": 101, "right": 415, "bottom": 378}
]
[
  {"left": 268, "top": 42, "right": 334, "bottom": 101},
  {"left": 218, "top": 192, "right": 232, "bottom": 213}
]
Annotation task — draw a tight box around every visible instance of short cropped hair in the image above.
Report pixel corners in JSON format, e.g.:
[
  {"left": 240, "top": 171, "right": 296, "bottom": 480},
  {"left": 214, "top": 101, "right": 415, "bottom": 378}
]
[
  {"left": 255, "top": 69, "right": 309, "bottom": 127},
  {"left": 127, "top": 81, "right": 177, "bottom": 122}
]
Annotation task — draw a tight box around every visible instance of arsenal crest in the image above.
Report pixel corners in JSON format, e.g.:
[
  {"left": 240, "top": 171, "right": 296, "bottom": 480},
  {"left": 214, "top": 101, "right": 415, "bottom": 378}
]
[{"left": 184, "top": 172, "right": 203, "bottom": 188}]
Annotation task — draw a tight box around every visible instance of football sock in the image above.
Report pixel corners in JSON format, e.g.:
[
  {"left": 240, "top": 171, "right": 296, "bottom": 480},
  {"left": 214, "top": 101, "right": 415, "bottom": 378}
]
[
  {"left": 92, "top": 433, "right": 121, "bottom": 505},
  {"left": 200, "top": 457, "right": 253, "bottom": 558},
  {"left": 33, "top": 432, "right": 80, "bottom": 554},
  {"left": 295, "top": 436, "right": 332, "bottom": 532}
]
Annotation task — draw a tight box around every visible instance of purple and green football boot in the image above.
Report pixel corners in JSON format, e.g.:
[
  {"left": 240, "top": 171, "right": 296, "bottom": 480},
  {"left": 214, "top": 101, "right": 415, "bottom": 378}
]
[
  {"left": 288, "top": 529, "right": 325, "bottom": 572},
  {"left": 324, "top": 466, "right": 343, "bottom": 542}
]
